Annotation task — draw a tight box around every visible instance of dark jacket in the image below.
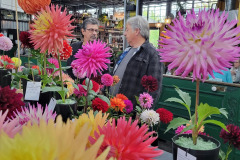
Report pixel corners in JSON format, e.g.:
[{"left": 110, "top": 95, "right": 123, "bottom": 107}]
[{"left": 113, "top": 40, "right": 163, "bottom": 108}]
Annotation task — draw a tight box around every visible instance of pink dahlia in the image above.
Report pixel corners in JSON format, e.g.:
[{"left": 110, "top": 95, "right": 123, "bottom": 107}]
[
  {"left": 139, "top": 92, "right": 153, "bottom": 109},
  {"left": 124, "top": 100, "right": 133, "bottom": 114},
  {"left": 47, "top": 58, "right": 59, "bottom": 75},
  {"left": 0, "top": 36, "right": 13, "bottom": 51},
  {"left": 29, "top": 4, "right": 75, "bottom": 54},
  {"left": 89, "top": 117, "right": 163, "bottom": 159},
  {"left": 175, "top": 125, "right": 192, "bottom": 135},
  {"left": 159, "top": 9, "right": 240, "bottom": 81},
  {"left": 101, "top": 74, "right": 113, "bottom": 86},
  {"left": 72, "top": 67, "right": 87, "bottom": 79},
  {"left": 71, "top": 40, "right": 111, "bottom": 78}
]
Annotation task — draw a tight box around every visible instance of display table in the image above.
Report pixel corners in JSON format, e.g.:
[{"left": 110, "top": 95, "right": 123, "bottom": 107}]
[{"left": 155, "top": 151, "right": 172, "bottom": 160}]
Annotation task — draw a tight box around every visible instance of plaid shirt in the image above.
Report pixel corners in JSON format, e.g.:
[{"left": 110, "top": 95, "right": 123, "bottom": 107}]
[{"left": 112, "top": 40, "right": 163, "bottom": 108}]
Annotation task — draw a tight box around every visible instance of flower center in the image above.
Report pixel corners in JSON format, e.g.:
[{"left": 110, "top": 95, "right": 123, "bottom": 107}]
[{"left": 191, "top": 20, "right": 205, "bottom": 32}]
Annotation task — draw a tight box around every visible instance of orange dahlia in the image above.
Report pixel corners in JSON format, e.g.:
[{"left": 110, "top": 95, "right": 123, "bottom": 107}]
[
  {"left": 116, "top": 93, "right": 128, "bottom": 101},
  {"left": 110, "top": 97, "right": 125, "bottom": 112},
  {"left": 29, "top": 4, "right": 75, "bottom": 54},
  {"left": 51, "top": 40, "right": 72, "bottom": 60},
  {"left": 17, "top": 0, "right": 51, "bottom": 15},
  {"left": 112, "top": 75, "right": 120, "bottom": 86}
]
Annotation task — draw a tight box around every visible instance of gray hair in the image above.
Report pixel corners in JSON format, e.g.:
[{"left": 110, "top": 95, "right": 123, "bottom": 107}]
[
  {"left": 127, "top": 16, "right": 149, "bottom": 40},
  {"left": 82, "top": 18, "right": 99, "bottom": 30}
]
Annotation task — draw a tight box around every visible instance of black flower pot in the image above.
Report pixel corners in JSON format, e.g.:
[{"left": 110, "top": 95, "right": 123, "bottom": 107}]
[
  {"left": 172, "top": 134, "right": 221, "bottom": 160},
  {"left": 0, "top": 69, "right": 12, "bottom": 88},
  {"left": 55, "top": 99, "right": 77, "bottom": 123}
]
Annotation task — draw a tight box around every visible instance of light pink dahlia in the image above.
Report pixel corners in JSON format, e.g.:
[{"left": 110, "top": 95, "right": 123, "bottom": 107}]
[
  {"left": 159, "top": 9, "right": 240, "bottom": 81},
  {"left": 101, "top": 74, "right": 113, "bottom": 86},
  {"left": 71, "top": 40, "right": 111, "bottom": 78},
  {"left": 139, "top": 92, "right": 154, "bottom": 109},
  {"left": 0, "top": 36, "right": 13, "bottom": 51}
]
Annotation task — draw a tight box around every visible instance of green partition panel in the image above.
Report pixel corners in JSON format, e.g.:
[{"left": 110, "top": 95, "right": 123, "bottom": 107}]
[{"left": 157, "top": 75, "right": 240, "bottom": 160}]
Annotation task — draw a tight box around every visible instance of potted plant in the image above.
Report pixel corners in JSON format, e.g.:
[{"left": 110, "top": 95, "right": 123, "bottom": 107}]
[{"left": 159, "top": 9, "right": 240, "bottom": 160}]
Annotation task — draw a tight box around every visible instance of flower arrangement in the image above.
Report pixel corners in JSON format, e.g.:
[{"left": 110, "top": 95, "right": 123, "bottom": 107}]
[{"left": 158, "top": 9, "right": 239, "bottom": 145}]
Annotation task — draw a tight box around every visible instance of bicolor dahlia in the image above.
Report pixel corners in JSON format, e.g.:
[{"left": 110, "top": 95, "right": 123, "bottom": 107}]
[
  {"left": 13, "top": 103, "right": 56, "bottom": 125},
  {"left": 139, "top": 92, "right": 154, "bottom": 109},
  {"left": 101, "top": 74, "right": 113, "bottom": 86},
  {"left": 116, "top": 93, "right": 128, "bottom": 101},
  {"left": 112, "top": 75, "right": 120, "bottom": 86},
  {"left": 74, "top": 84, "right": 87, "bottom": 97},
  {"left": 0, "top": 36, "right": 13, "bottom": 51},
  {"left": 220, "top": 124, "right": 240, "bottom": 150},
  {"left": 140, "top": 110, "right": 160, "bottom": 126},
  {"left": 0, "top": 86, "right": 24, "bottom": 119},
  {"left": 92, "top": 98, "right": 109, "bottom": 113},
  {"left": 30, "top": 4, "right": 75, "bottom": 54},
  {"left": 0, "top": 110, "right": 22, "bottom": 138},
  {"left": 47, "top": 58, "right": 59, "bottom": 75},
  {"left": 0, "top": 55, "right": 14, "bottom": 69},
  {"left": 124, "top": 100, "right": 133, "bottom": 114},
  {"left": 156, "top": 108, "right": 173, "bottom": 124},
  {"left": 72, "top": 40, "right": 111, "bottom": 78},
  {"left": 159, "top": 9, "right": 240, "bottom": 81},
  {"left": 89, "top": 117, "right": 163, "bottom": 159},
  {"left": 51, "top": 40, "right": 72, "bottom": 60},
  {"left": 83, "top": 79, "right": 100, "bottom": 93},
  {"left": 19, "top": 31, "right": 33, "bottom": 48},
  {"left": 141, "top": 75, "right": 158, "bottom": 92},
  {"left": 17, "top": 0, "right": 51, "bottom": 15},
  {"left": 110, "top": 97, "right": 126, "bottom": 112}
]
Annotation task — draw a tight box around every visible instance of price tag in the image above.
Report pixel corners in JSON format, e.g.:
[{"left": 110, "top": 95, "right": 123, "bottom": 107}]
[
  {"left": 48, "top": 98, "right": 57, "bottom": 112},
  {"left": 177, "top": 148, "right": 196, "bottom": 160},
  {"left": 24, "top": 81, "right": 41, "bottom": 101}
]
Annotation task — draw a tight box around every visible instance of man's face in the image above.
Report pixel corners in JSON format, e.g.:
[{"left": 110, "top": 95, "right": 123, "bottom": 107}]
[
  {"left": 124, "top": 24, "right": 137, "bottom": 46},
  {"left": 82, "top": 24, "right": 99, "bottom": 42},
  {"left": 234, "top": 59, "right": 240, "bottom": 68}
]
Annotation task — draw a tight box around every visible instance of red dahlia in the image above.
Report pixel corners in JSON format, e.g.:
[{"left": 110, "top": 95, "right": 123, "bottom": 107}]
[
  {"left": 91, "top": 98, "right": 109, "bottom": 113},
  {"left": 141, "top": 75, "right": 158, "bottom": 92},
  {"left": 82, "top": 79, "right": 100, "bottom": 93},
  {"left": 51, "top": 40, "right": 72, "bottom": 60},
  {"left": 156, "top": 108, "right": 173, "bottom": 124},
  {"left": 220, "top": 124, "right": 240, "bottom": 150}
]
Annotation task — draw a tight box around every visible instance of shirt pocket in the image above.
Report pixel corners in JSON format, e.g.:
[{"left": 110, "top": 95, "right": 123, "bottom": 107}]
[{"left": 134, "top": 57, "right": 148, "bottom": 78}]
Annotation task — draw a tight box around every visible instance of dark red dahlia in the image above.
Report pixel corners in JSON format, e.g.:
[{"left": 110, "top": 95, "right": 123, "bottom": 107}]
[
  {"left": 92, "top": 98, "right": 109, "bottom": 113},
  {"left": 91, "top": 75, "right": 102, "bottom": 85},
  {"left": 156, "top": 108, "right": 173, "bottom": 124},
  {"left": 141, "top": 75, "right": 158, "bottom": 92},
  {"left": 0, "top": 86, "right": 24, "bottom": 119},
  {"left": 19, "top": 31, "right": 34, "bottom": 48},
  {"left": 83, "top": 79, "right": 100, "bottom": 93},
  {"left": 220, "top": 124, "right": 240, "bottom": 150}
]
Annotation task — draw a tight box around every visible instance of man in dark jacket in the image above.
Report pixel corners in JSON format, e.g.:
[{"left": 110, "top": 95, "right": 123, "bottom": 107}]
[
  {"left": 67, "top": 18, "right": 99, "bottom": 80},
  {"left": 110, "top": 16, "right": 163, "bottom": 108}
]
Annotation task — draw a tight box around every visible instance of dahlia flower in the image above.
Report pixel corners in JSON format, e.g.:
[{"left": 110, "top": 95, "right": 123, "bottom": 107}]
[
  {"left": 17, "top": 0, "right": 51, "bottom": 14},
  {"left": 220, "top": 124, "right": 240, "bottom": 150},
  {"left": 13, "top": 103, "right": 56, "bottom": 125},
  {"left": 73, "top": 67, "right": 87, "bottom": 79},
  {"left": 31, "top": 65, "right": 41, "bottom": 75},
  {"left": 72, "top": 40, "right": 111, "bottom": 78},
  {"left": 101, "top": 74, "right": 113, "bottom": 86},
  {"left": 116, "top": 93, "right": 128, "bottom": 101},
  {"left": 139, "top": 92, "right": 154, "bottom": 109},
  {"left": 0, "top": 117, "right": 110, "bottom": 160},
  {"left": 0, "top": 33, "right": 3, "bottom": 37},
  {"left": 89, "top": 117, "right": 163, "bottom": 159},
  {"left": 140, "top": 110, "right": 160, "bottom": 126},
  {"left": 11, "top": 57, "right": 22, "bottom": 69},
  {"left": 0, "top": 110, "right": 22, "bottom": 138},
  {"left": 92, "top": 98, "right": 109, "bottom": 113},
  {"left": 51, "top": 40, "right": 72, "bottom": 60},
  {"left": 47, "top": 58, "right": 59, "bottom": 75},
  {"left": 19, "top": 31, "right": 33, "bottom": 48},
  {"left": 175, "top": 125, "right": 192, "bottom": 135},
  {"left": 30, "top": 4, "right": 75, "bottom": 54},
  {"left": 83, "top": 79, "right": 100, "bottom": 93},
  {"left": 74, "top": 84, "right": 87, "bottom": 97},
  {"left": 0, "top": 86, "right": 24, "bottom": 119},
  {"left": 0, "top": 36, "right": 13, "bottom": 51},
  {"left": 91, "top": 75, "right": 102, "bottom": 85},
  {"left": 0, "top": 55, "right": 14, "bottom": 69},
  {"left": 112, "top": 75, "right": 120, "bottom": 86},
  {"left": 124, "top": 100, "right": 133, "bottom": 114},
  {"left": 156, "top": 108, "right": 173, "bottom": 124},
  {"left": 159, "top": 9, "right": 240, "bottom": 81},
  {"left": 141, "top": 75, "right": 158, "bottom": 92},
  {"left": 110, "top": 97, "right": 126, "bottom": 112}
]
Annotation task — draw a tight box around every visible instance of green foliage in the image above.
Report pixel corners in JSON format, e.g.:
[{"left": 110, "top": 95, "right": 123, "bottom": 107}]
[{"left": 165, "top": 117, "right": 189, "bottom": 133}]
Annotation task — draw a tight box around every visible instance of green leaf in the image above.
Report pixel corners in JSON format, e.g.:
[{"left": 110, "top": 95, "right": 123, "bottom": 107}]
[
  {"left": 82, "top": 85, "right": 87, "bottom": 90},
  {"left": 180, "top": 124, "right": 194, "bottom": 134},
  {"left": 198, "top": 103, "right": 221, "bottom": 124},
  {"left": 202, "top": 120, "right": 228, "bottom": 132},
  {"left": 135, "top": 105, "right": 142, "bottom": 113},
  {"left": 175, "top": 86, "right": 191, "bottom": 108},
  {"left": 71, "top": 82, "right": 79, "bottom": 91},
  {"left": 97, "top": 95, "right": 110, "bottom": 105},
  {"left": 219, "top": 108, "right": 228, "bottom": 119},
  {"left": 87, "top": 95, "right": 95, "bottom": 102},
  {"left": 135, "top": 96, "right": 140, "bottom": 106},
  {"left": 165, "top": 117, "right": 189, "bottom": 133},
  {"left": 89, "top": 90, "right": 97, "bottom": 96},
  {"left": 85, "top": 78, "right": 93, "bottom": 90},
  {"left": 219, "top": 149, "right": 226, "bottom": 160},
  {"left": 93, "top": 110, "right": 99, "bottom": 117}
]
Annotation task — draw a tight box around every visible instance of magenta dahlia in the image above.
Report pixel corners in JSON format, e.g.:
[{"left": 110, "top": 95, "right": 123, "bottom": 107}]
[
  {"left": 124, "top": 100, "right": 133, "bottom": 114},
  {"left": 101, "top": 74, "right": 113, "bottom": 86},
  {"left": 159, "top": 9, "right": 240, "bottom": 81}
]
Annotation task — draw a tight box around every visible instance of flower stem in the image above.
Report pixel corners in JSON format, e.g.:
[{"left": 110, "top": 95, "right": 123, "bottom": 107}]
[
  {"left": 225, "top": 144, "right": 232, "bottom": 160},
  {"left": 44, "top": 53, "right": 47, "bottom": 75},
  {"left": 84, "top": 78, "right": 91, "bottom": 113},
  {"left": 193, "top": 78, "right": 200, "bottom": 145},
  {"left": 57, "top": 53, "right": 65, "bottom": 103}
]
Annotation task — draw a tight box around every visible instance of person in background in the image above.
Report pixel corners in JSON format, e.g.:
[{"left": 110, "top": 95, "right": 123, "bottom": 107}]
[
  {"left": 209, "top": 69, "right": 233, "bottom": 83},
  {"left": 110, "top": 15, "right": 163, "bottom": 107},
  {"left": 230, "top": 58, "right": 240, "bottom": 83},
  {"left": 67, "top": 18, "right": 99, "bottom": 80}
]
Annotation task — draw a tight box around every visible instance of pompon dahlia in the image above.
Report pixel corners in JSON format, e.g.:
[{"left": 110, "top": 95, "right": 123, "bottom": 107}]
[
  {"left": 140, "top": 110, "right": 160, "bottom": 126},
  {"left": 72, "top": 40, "right": 111, "bottom": 78},
  {"left": 0, "top": 55, "right": 14, "bottom": 69},
  {"left": 83, "top": 79, "right": 100, "bottom": 93},
  {"left": 74, "top": 84, "right": 87, "bottom": 97},
  {"left": 13, "top": 103, "right": 56, "bottom": 125},
  {"left": 156, "top": 108, "right": 173, "bottom": 124},
  {"left": 17, "top": 0, "right": 51, "bottom": 15},
  {"left": 116, "top": 93, "right": 128, "bottom": 101},
  {"left": 141, "top": 75, "right": 158, "bottom": 92},
  {"left": 112, "top": 75, "right": 120, "bottom": 86},
  {"left": 0, "top": 36, "right": 13, "bottom": 51},
  {"left": 51, "top": 40, "right": 72, "bottom": 60},
  {"left": 89, "top": 117, "right": 163, "bottom": 159},
  {"left": 139, "top": 92, "right": 154, "bottom": 109},
  {"left": 0, "top": 110, "right": 22, "bottom": 138},
  {"left": 92, "top": 98, "right": 109, "bottom": 113},
  {"left": 220, "top": 124, "right": 240, "bottom": 150},
  {"left": 110, "top": 97, "right": 126, "bottom": 112},
  {"left": 0, "top": 117, "right": 110, "bottom": 160},
  {"left": 101, "top": 74, "right": 113, "bottom": 86},
  {"left": 30, "top": 4, "right": 75, "bottom": 54},
  {"left": 124, "top": 100, "right": 133, "bottom": 114},
  {"left": 0, "top": 86, "right": 24, "bottom": 119},
  {"left": 19, "top": 31, "right": 33, "bottom": 48},
  {"left": 159, "top": 9, "right": 240, "bottom": 81}
]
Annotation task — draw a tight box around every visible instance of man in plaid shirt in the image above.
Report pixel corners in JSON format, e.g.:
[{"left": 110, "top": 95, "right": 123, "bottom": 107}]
[{"left": 110, "top": 16, "right": 163, "bottom": 108}]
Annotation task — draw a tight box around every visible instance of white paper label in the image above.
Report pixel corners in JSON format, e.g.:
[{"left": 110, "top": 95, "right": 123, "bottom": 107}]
[
  {"left": 24, "top": 81, "right": 41, "bottom": 101},
  {"left": 48, "top": 98, "right": 57, "bottom": 112},
  {"left": 177, "top": 148, "right": 196, "bottom": 160}
]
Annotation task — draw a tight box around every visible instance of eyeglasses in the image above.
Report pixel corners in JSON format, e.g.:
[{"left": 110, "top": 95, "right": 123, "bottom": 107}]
[{"left": 86, "top": 28, "right": 99, "bottom": 33}]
